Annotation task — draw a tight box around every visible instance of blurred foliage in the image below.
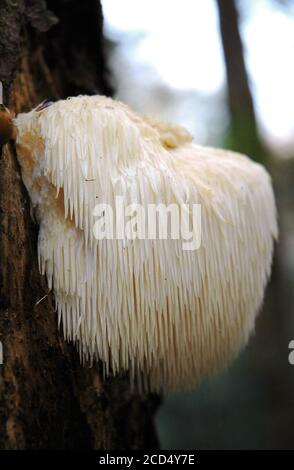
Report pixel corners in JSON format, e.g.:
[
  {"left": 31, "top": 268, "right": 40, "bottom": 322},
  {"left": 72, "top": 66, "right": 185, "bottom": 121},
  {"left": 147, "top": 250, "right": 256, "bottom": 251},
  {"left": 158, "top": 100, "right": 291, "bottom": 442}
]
[{"left": 223, "top": 117, "right": 268, "bottom": 164}]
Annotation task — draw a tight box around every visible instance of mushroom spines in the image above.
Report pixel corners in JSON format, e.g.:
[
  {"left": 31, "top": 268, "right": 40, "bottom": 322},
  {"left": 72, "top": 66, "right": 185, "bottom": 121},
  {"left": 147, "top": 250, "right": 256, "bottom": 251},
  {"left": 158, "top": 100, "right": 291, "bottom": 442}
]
[{"left": 14, "top": 95, "right": 277, "bottom": 392}]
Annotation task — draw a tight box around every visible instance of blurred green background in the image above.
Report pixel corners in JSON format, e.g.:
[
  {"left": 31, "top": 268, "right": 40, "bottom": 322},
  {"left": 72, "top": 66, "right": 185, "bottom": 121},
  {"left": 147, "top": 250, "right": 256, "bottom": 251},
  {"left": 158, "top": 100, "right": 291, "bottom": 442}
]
[{"left": 102, "top": 0, "right": 294, "bottom": 449}]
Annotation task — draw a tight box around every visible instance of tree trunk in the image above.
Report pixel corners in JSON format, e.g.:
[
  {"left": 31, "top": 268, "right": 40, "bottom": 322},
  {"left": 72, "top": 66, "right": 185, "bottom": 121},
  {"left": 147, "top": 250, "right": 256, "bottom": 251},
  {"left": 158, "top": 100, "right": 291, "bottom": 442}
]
[
  {"left": 216, "top": 0, "right": 265, "bottom": 162},
  {"left": 0, "top": 0, "right": 159, "bottom": 450}
]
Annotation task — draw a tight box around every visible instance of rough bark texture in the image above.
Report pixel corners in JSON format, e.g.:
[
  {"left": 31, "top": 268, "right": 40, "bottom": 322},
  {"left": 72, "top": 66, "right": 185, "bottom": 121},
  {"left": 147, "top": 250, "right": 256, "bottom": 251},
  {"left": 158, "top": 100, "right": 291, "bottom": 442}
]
[
  {"left": 216, "top": 0, "right": 265, "bottom": 162},
  {"left": 0, "top": 0, "right": 160, "bottom": 450}
]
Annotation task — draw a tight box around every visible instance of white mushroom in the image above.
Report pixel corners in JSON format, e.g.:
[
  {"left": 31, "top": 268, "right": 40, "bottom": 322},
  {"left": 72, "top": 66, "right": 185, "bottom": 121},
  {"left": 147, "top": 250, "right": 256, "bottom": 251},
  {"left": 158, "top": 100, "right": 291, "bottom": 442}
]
[{"left": 14, "top": 95, "right": 277, "bottom": 392}]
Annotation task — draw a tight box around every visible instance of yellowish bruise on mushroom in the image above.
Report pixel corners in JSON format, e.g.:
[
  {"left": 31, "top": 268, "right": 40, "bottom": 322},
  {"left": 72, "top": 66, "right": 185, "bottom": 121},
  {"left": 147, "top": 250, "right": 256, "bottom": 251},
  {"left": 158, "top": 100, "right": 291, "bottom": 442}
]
[
  {"left": 14, "top": 96, "right": 277, "bottom": 392},
  {"left": 142, "top": 114, "right": 193, "bottom": 149}
]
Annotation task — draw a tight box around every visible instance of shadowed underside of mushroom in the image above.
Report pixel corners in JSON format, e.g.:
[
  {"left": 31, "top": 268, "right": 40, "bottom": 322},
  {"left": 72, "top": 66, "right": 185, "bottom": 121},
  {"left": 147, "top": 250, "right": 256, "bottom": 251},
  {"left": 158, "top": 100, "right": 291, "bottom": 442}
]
[{"left": 14, "top": 95, "right": 277, "bottom": 392}]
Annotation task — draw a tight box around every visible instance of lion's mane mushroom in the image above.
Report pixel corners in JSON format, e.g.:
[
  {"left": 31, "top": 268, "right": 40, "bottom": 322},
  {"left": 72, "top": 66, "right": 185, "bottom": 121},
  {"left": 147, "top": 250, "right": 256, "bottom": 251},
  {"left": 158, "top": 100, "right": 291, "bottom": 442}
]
[{"left": 13, "top": 95, "right": 277, "bottom": 392}]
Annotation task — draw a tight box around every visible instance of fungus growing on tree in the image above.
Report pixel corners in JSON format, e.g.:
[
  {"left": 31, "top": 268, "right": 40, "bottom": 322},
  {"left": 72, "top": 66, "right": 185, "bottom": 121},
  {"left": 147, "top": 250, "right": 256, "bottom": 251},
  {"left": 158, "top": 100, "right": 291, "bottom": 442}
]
[{"left": 4, "top": 95, "right": 277, "bottom": 392}]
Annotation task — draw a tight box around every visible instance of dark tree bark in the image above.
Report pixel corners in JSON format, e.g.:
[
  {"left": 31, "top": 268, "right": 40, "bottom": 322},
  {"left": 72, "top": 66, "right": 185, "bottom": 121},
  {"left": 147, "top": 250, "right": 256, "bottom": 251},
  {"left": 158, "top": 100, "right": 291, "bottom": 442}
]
[
  {"left": 0, "top": 0, "right": 159, "bottom": 450},
  {"left": 216, "top": 0, "right": 265, "bottom": 162}
]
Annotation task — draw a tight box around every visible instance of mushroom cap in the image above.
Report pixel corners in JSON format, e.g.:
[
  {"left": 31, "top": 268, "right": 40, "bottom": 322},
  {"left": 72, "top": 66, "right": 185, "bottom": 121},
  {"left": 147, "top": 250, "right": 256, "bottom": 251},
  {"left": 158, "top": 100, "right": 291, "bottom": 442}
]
[{"left": 15, "top": 96, "right": 277, "bottom": 392}]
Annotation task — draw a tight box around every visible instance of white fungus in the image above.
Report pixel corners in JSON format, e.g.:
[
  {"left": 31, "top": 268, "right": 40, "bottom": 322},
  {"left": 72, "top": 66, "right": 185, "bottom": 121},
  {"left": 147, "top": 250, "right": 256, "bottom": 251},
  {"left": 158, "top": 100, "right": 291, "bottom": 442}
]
[{"left": 14, "top": 95, "right": 277, "bottom": 392}]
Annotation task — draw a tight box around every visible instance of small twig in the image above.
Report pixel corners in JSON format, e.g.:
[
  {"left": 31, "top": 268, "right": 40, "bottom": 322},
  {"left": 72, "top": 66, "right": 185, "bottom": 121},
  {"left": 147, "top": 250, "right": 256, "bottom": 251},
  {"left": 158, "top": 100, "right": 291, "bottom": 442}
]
[{"left": 35, "top": 293, "right": 49, "bottom": 306}]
